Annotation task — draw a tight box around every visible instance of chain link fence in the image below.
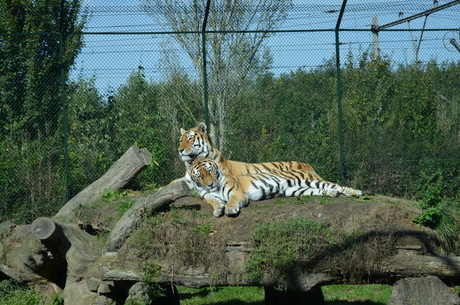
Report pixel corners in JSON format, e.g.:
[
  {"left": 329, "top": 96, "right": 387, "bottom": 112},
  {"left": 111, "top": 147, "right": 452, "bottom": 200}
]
[{"left": 1, "top": 0, "right": 460, "bottom": 224}]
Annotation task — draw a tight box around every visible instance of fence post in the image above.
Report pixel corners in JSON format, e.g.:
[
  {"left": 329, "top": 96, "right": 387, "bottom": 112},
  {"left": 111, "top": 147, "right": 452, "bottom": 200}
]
[
  {"left": 202, "top": 0, "right": 212, "bottom": 130},
  {"left": 335, "top": 0, "right": 347, "bottom": 185},
  {"left": 60, "top": 0, "right": 70, "bottom": 201}
]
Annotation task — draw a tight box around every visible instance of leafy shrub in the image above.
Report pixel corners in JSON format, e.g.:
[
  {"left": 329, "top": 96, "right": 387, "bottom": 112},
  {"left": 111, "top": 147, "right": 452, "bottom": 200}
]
[
  {"left": 413, "top": 171, "right": 444, "bottom": 228},
  {"left": 245, "top": 217, "right": 340, "bottom": 286},
  {"left": 412, "top": 170, "right": 460, "bottom": 255}
]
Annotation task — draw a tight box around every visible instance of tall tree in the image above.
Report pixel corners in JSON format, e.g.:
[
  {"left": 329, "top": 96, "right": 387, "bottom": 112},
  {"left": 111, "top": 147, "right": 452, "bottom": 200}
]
[
  {"left": 0, "top": 0, "right": 86, "bottom": 140},
  {"left": 142, "top": 0, "right": 291, "bottom": 150}
]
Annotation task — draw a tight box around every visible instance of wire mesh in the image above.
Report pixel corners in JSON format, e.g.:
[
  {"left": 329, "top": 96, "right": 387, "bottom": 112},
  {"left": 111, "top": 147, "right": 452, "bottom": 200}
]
[{"left": 1, "top": 0, "right": 460, "bottom": 224}]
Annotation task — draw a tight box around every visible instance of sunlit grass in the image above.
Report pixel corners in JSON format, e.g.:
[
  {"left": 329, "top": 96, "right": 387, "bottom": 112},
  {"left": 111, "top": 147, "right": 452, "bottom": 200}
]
[
  {"left": 1, "top": 281, "right": 392, "bottom": 305},
  {"left": 177, "top": 284, "right": 392, "bottom": 305},
  {"left": 322, "top": 284, "right": 392, "bottom": 304},
  {"left": 0, "top": 281, "right": 42, "bottom": 305},
  {"left": 177, "top": 286, "right": 264, "bottom": 305}
]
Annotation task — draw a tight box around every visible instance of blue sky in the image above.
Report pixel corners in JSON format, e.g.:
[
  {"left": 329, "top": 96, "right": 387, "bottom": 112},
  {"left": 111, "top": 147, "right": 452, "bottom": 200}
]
[{"left": 72, "top": 0, "right": 460, "bottom": 92}]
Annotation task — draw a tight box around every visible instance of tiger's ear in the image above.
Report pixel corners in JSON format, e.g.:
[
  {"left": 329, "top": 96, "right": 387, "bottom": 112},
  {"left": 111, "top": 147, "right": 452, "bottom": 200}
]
[
  {"left": 180, "top": 128, "right": 186, "bottom": 135},
  {"left": 197, "top": 122, "right": 207, "bottom": 134}
]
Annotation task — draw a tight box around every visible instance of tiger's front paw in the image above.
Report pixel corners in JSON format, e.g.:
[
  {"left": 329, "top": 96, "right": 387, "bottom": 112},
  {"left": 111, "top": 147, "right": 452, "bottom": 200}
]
[
  {"left": 224, "top": 205, "right": 240, "bottom": 216},
  {"left": 213, "top": 206, "right": 225, "bottom": 217}
]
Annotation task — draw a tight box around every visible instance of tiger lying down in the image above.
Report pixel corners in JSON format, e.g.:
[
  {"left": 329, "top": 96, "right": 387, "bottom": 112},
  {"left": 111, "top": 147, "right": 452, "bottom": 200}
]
[
  {"left": 190, "top": 157, "right": 363, "bottom": 217},
  {"left": 164, "top": 122, "right": 316, "bottom": 189}
]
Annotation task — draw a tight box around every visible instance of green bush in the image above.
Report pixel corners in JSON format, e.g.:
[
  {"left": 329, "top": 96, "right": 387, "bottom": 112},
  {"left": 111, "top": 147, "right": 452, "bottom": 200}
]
[
  {"left": 413, "top": 171, "right": 444, "bottom": 228},
  {"left": 245, "top": 217, "right": 340, "bottom": 286}
]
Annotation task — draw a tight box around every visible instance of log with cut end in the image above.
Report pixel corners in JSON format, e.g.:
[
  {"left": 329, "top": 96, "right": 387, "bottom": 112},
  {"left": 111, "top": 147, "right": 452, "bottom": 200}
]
[
  {"left": 32, "top": 217, "right": 63, "bottom": 243},
  {"left": 53, "top": 145, "right": 152, "bottom": 223},
  {"left": 29, "top": 217, "right": 99, "bottom": 285}
]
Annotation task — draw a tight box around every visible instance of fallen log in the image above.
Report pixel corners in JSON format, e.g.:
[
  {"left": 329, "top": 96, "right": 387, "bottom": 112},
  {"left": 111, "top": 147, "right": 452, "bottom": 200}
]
[
  {"left": 97, "top": 194, "right": 460, "bottom": 290},
  {"left": 0, "top": 217, "right": 99, "bottom": 301},
  {"left": 98, "top": 240, "right": 460, "bottom": 289},
  {"left": 103, "top": 181, "right": 190, "bottom": 252},
  {"left": 53, "top": 145, "right": 152, "bottom": 223},
  {"left": 0, "top": 146, "right": 153, "bottom": 304}
]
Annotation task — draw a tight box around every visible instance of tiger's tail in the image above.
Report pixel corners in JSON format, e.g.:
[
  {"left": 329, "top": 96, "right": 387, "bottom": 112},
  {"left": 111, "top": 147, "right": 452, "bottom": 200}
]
[
  {"left": 284, "top": 179, "right": 362, "bottom": 197},
  {"left": 313, "top": 180, "right": 362, "bottom": 197}
]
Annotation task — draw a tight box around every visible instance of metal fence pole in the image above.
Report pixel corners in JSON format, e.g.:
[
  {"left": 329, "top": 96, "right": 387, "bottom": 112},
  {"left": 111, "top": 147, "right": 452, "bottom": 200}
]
[
  {"left": 60, "top": 0, "right": 70, "bottom": 201},
  {"left": 335, "top": 0, "right": 347, "bottom": 185},
  {"left": 202, "top": 0, "right": 212, "bottom": 129}
]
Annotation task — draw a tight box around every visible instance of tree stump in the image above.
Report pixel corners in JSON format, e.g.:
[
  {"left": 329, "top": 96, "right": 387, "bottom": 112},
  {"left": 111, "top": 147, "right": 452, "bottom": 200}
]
[
  {"left": 30, "top": 217, "right": 99, "bottom": 287},
  {"left": 32, "top": 217, "right": 64, "bottom": 243}
]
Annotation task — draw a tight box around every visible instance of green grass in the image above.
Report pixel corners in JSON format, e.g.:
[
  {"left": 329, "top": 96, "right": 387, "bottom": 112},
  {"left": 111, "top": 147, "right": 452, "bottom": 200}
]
[
  {"left": 177, "top": 284, "right": 392, "bottom": 305},
  {"left": 178, "top": 286, "right": 265, "bottom": 305},
  {"left": 1, "top": 280, "right": 392, "bottom": 305},
  {"left": 323, "top": 284, "right": 392, "bottom": 304},
  {"left": 0, "top": 281, "right": 42, "bottom": 305}
]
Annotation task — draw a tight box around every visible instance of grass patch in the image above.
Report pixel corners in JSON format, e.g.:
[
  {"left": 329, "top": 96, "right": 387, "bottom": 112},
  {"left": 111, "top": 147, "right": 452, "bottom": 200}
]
[
  {"left": 0, "top": 282, "right": 392, "bottom": 305},
  {"left": 127, "top": 205, "right": 230, "bottom": 281},
  {"left": 0, "top": 280, "right": 42, "bottom": 305},
  {"left": 245, "top": 217, "right": 340, "bottom": 286},
  {"left": 177, "top": 286, "right": 264, "bottom": 305},
  {"left": 245, "top": 216, "right": 398, "bottom": 287},
  {"left": 323, "top": 284, "right": 392, "bottom": 304},
  {"left": 176, "top": 285, "right": 392, "bottom": 304}
]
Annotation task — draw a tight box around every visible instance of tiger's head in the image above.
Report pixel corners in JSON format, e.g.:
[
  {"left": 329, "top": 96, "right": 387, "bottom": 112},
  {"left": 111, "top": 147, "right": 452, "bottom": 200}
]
[
  {"left": 178, "top": 122, "right": 213, "bottom": 164},
  {"left": 190, "top": 157, "right": 222, "bottom": 191}
]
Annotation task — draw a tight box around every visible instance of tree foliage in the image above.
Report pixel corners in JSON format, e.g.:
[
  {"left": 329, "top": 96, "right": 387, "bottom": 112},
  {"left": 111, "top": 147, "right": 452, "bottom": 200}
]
[
  {"left": 0, "top": 0, "right": 86, "bottom": 141},
  {"left": 2, "top": 42, "right": 460, "bottom": 224},
  {"left": 142, "top": 0, "right": 291, "bottom": 150},
  {"left": 0, "top": 0, "right": 86, "bottom": 223}
]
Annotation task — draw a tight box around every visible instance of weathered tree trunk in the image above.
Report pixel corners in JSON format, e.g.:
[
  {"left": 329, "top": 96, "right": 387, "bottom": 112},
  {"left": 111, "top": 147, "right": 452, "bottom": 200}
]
[
  {"left": 0, "top": 146, "right": 153, "bottom": 303},
  {"left": 0, "top": 218, "right": 98, "bottom": 301},
  {"left": 30, "top": 217, "right": 99, "bottom": 286},
  {"left": 103, "top": 181, "right": 190, "bottom": 252},
  {"left": 53, "top": 145, "right": 152, "bottom": 223},
  {"left": 97, "top": 242, "right": 460, "bottom": 290},
  {"left": 32, "top": 216, "right": 64, "bottom": 242}
]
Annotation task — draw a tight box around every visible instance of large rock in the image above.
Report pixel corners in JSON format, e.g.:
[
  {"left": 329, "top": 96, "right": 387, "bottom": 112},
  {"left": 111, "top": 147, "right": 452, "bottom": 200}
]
[
  {"left": 125, "top": 282, "right": 153, "bottom": 304},
  {"left": 388, "top": 276, "right": 460, "bottom": 305},
  {"left": 62, "top": 278, "right": 117, "bottom": 305}
]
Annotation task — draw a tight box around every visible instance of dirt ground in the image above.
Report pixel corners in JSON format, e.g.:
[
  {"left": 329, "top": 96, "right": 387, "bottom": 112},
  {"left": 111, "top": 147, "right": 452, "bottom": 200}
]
[
  {"left": 168, "top": 193, "right": 431, "bottom": 248},
  {"left": 78, "top": 189, "right": 432, "bottom": 252}
]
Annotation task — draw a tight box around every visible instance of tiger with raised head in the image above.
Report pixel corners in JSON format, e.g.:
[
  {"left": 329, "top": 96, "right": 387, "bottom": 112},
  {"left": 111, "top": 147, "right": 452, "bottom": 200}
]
[
  {"left": 165, "top": 122, "right": 316, "bottom": 189},
  {"left": 190, "top": 157, "right": 363, "bottom": 217}
]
